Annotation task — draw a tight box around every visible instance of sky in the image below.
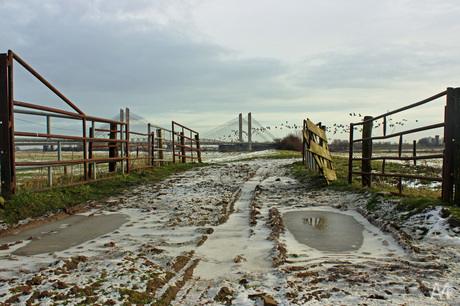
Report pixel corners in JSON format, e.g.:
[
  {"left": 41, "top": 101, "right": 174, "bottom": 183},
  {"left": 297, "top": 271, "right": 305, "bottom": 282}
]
[{"left": 1, "top": 0, "right": 459, "bottom": 141}]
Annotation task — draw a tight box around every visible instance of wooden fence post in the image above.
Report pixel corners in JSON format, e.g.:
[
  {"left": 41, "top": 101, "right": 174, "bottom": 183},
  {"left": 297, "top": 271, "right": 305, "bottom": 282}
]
[
  {"left": 443, "top": 88, "right": 455, "bottom": 202},
  {"left": 362, "top": 116, "right": 373, "bottom": 187},
  {"left": 302, "top": 120, "right": 306, "bottom": 165},
  {"left": 195, "top": 134, "right": 202, "bottom": 163},
  {"left": 348, "top": 123, "right": 354, "bottom": 184},
  {"left": 453, "top": 88, "right": 460, "bottom": 205}
]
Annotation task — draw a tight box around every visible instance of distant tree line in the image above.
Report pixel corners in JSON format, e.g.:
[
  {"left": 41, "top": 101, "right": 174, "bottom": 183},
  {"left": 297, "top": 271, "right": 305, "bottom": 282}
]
[
  {"left": 276, "top": 134, "right": 303, "bottom": 151},
  {"left": 417, "top": 136, "right": 443, "bottom": 147}
]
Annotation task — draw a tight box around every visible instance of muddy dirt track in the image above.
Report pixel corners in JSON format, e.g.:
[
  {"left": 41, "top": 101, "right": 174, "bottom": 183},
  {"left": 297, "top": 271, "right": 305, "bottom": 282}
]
[{"left": 0, "top": 157, "right": 458, "bottom": 305}]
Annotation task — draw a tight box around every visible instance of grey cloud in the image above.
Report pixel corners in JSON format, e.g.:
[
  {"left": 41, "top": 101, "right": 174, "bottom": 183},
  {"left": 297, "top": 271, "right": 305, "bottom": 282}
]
[
  {"left": 295, "top": 42, "right": 458, "bottom": 91},
  {"left": 1, "top": 1, "right": 299, "bottom": 116}
]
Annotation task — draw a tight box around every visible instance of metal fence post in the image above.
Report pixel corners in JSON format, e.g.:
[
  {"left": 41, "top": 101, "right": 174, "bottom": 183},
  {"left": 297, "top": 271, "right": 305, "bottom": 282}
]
[
  {"left": 0, "top": 52, "right": 14, "bottom": 199},
  {"left": 125, "top": 108, "right": 130, "bottom": 173},
  {"left": 109, "top": 122, "right": 118, "bottom": 173},
  {"left": 362, "top": 116, "right": 373, "bottom": 187},
  {"left": 88, "top": 126, "right": 94, "bottom": 178},
  {"left": 46, "top": 127, "right": 54, "bottom": 185},
  {"left": 181, "top": 132, "right": 186, "bottom": 163},
  {"left": 82, "top": 117, "right": 88, "bottom": 181},
  {"left": 119, "top": 109, "right": 124, "bottom": 174},
  {"left": 147, "top": 123, "right": 152, "bottom": 166},
  {"left": 157, "top": 129, "right": 163, "bottom": 165}
]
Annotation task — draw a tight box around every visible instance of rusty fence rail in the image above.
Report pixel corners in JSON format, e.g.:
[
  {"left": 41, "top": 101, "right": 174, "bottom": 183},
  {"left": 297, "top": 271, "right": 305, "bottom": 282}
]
[
  {"left": 172, "top": 121, "right": 201, "bottom": 164},
  {"left": 0, "top": 50, "right": 201, "bottom": 199},
  {"left": 126, "top": 119, "right": 174, "bottom": 171},
  {"left": 348, "top": 88, "right": 459, "bottom": 204}
]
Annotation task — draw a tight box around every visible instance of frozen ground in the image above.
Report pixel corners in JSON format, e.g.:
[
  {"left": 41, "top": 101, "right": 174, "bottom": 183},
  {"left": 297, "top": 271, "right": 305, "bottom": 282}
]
[{"left": 0, "top": 152, "right": 458, "bottom": 305}]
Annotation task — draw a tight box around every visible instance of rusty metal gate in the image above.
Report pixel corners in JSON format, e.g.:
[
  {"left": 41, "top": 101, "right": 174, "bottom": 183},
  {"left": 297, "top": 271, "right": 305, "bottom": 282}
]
[
  {"left": 0, "top": 50, "right": 201, "bottom": 199},
  {"left": 172, "top": 121, "right": 201, "bottom": 164},
  {"left": 348, "top": 88, "right": 459, "bottom": 204}
]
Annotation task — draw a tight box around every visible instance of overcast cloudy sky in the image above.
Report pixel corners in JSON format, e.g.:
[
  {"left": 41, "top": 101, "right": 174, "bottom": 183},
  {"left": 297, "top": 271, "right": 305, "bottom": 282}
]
[{"left": 1, "top": 0, "right": 459, "bottom": 140}]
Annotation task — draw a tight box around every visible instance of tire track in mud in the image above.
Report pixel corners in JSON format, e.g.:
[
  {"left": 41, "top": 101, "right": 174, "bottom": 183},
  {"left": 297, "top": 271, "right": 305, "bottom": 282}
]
[
  {"left": 173, "top": 164, "right": 277, "bottom": 305},
  {"left": 175, "top": 159, "right": 458, "bottom": 305}
]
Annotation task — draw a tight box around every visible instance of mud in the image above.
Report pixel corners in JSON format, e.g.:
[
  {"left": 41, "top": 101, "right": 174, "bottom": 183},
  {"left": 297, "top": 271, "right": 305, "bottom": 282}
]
[{"left": 0, "top": 157, "right": 458, "bottom": 305}]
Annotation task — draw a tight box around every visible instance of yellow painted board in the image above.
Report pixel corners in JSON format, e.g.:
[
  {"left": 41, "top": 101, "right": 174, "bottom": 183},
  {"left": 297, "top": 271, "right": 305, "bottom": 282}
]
[
  {"left": 323, "top": 168, "right": 337, "bottom": 181},
  {"left": 306, "top": 119, "right": 327, "bottom": 141},
  {"left": 310, "top": 142, "right": 333, "bottom": 161},
  {"left": 312, "top": 154, "right": 337, "bottom": 182}
]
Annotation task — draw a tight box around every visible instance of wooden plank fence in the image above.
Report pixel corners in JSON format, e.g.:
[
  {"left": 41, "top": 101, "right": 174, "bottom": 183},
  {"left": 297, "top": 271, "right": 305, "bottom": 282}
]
[{"left": 302, "top": 119, "right": 336, "bottom": 183}]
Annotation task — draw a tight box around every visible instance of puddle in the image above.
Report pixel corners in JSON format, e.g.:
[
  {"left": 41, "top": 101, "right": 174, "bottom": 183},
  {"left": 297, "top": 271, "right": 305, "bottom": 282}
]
[
  {"left": 0, "top": 214, "right": 129, "bottom": 255},
  {"left": 283, "top": 210, "right": 364, "bottom": 252}
]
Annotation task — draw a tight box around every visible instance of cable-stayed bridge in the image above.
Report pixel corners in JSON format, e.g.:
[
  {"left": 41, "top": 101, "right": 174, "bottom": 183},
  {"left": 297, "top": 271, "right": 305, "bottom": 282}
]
[
  {"left": 99, "top": 112, "right": 277, "bottom": 151},
  {"left": 201, "top": 113, "right": 277, "bottom": 151}
]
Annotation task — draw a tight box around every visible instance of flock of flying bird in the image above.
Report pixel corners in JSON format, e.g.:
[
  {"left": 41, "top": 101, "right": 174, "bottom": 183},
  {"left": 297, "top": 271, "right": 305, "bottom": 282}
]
[{"left": 207, "top": 114, "right": 418, "bottom": 142}]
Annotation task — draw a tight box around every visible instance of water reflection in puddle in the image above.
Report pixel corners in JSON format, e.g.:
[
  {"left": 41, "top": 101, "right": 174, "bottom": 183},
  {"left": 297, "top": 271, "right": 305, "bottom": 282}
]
[
  {"left": 0, "top": 214, "right": 129, "bottom": 255},
  {"left": 283, "top": 210, "right": 364, "bottom": 252}
]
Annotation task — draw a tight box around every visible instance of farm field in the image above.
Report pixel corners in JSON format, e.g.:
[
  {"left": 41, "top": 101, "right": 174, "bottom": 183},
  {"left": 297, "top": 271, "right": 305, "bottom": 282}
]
[
  {"left": 334, "top": 151, "right": 444, "bottom": 191},
  {"left": 13, "top": 150, "right": 176, "bottom": 191},
  {"left": 0, "top": 151, "right": 458, "bottom": 305}
]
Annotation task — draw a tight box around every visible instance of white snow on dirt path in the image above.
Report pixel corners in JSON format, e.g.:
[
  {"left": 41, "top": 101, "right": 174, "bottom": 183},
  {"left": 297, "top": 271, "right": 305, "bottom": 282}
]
[
  {"left": 193, "top": 165, "right": 274, "bottom": 279},
  {"left": 0, "top": 151, "right": 458, "bottom": 305}
]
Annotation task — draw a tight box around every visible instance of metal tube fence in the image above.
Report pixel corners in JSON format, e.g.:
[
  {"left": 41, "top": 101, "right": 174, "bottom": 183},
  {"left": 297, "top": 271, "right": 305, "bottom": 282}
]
[
  {"left": 348, "top": 88, "right": 459, "bottom": 204},
  {"left": 0, "top": 50, "right": 201, "bottom": 198},
  {"left": 172, "top": 121, "right": 202, "bottom": 164}
]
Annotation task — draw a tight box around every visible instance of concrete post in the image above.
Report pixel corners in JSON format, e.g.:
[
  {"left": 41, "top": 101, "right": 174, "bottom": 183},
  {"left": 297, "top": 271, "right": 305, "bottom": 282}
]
[
  {"left": 248, "top": 112, "right": 252, "bottom": 151},
  {"left": 239, "top": 113, "right": 243, "bottom": 143}
]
